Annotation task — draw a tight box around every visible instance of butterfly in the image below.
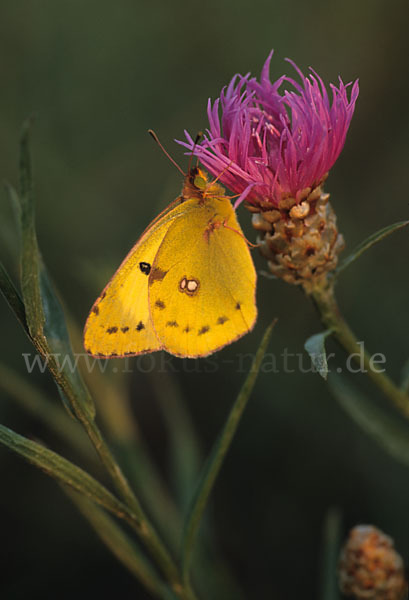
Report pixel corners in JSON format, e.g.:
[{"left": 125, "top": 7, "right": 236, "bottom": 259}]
[{"left": 83, "top": 166, "right": 257, "bottom": 358}]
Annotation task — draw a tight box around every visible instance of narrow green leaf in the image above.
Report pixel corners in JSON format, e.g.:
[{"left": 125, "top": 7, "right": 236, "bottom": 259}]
[
  {"left": 0, "top": 424, "right": 134, "bottom": 523},
  {"left": 16, "top": 120, "right": 95, "bottom": 419},
  {"left": 328, "top": 374, "right": 409, "bottom": 468},
  {"left": 67, "top": 489, "right": 174, "bottom": 600},
  {"left": 0, "top": 426, "right": 184, "bottom": 590},
  {"left": 401, "top": 358, "right": 409, "bottom": 394},
  {"left": 304, "top": 330, "right": 332, "bottom": 380},
  {"left": 336, "top": 220, "right": 409, "bottom": 277},
  {"left": 181, "top": 320, "right": 276, "bottom": 582},
  {"left": 4, "top": 182, "right": 22, "bottom": 248},
  {"left": 39, "top": 263, "right": 96, "bottom": 419},
  {"left": 4, "top": 181, "right": 22, "bottom": 221},
  {"left": 319, "top": 507, "right": 342, "bottom": 600},
  {"left": 0, "top": 260, "right": 28, "bottom": 333},
  {"left": 19, "top": 119, "right": 45, "bottom": 337}
]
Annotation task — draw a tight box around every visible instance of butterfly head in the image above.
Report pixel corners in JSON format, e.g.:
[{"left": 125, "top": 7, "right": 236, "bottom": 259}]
[{"left": 183, "top": 166, "right": 226, "bottom": 202}]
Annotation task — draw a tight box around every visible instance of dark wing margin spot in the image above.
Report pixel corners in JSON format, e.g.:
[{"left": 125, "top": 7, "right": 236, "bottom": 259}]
[
  {"left": 184, "top": 326, "right": 191, "bottom": 333},
  {"left": 139, "top": 261, "right": 151, "bottom": 275},
  {"left": 198, "top": 325, "right": 210, "bottom": 335},
  {"left": 121, "top": 326, "right": 129, "bottom": 333},
  {"left": 166, "top": 321, "right": 179, "bottom": 327},
  {"left": 155, "top": 299, "right": 166, "bottom": 310},
  {"left": 217, "top": 316, "right": 229, "bottom": 325},
  {"left": 92, "top": 305, "right": 99, "bottom": 315},
  {"left": 149, "top": 267, "right": 168, "bottom": 285},
  {"left": 136, "top": 321, "right": 145, "bottom": 331},
  {"left": 107, "top": 326, "right": 118, "bottom": 334}
]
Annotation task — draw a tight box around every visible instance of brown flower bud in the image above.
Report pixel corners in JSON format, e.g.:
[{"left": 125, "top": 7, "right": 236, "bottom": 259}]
[{"left": 338, "top": 525, "right": 407, "bottom": 600}]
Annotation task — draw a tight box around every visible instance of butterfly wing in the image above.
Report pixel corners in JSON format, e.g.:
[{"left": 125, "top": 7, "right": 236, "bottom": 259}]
[
  {"left": 84, "top": 200, "right": 187, "bottom": 357},
  {"left": 148, "top": 197, "right": 257, "bottom": 358}
]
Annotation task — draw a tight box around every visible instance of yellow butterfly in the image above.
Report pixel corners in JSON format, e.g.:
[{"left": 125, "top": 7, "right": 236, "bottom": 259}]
[{"left": 84, "top": 167, "right": 257, "bottom": 358}]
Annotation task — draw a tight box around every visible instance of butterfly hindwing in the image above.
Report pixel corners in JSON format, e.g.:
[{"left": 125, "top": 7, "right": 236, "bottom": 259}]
[
  {"left": 148, "top": 196, "right": 257, "bottom": 358},
  {"left": 84, "top": 200, "right": 188, "bottom": 357}
]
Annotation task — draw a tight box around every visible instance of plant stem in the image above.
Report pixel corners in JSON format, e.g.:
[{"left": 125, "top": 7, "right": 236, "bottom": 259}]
[
  {"left": 311, "top": 280, "right": 409, "bottom": 416},
  {"left": 71, "top": 400, "right": 195, "bottom": 598},
  {"left": 319, "top": 507, "right": 342, "bottom": 600},
  {"left": 66, "top": 489, "right": 176, "bottom": 600}
]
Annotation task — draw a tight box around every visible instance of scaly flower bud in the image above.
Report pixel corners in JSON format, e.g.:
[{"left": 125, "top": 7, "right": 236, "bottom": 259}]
[{"left": 339, "top": 525, "right": 407, "bottom": 600}]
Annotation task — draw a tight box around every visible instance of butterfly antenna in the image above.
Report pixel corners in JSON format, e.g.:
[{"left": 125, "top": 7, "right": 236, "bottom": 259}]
[
  {"left": 187, "top": 131, "right": 203, "bottom": 174},
  {"left": 148, "top": 129, "right": 186, "bottom": 176}
]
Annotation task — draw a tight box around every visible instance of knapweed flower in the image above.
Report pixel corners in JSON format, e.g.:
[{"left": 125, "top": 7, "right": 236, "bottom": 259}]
[
  {"left": 179, "top": 50, "right": 358, "bottom": 208},
  {"left": 178, "top": 51, "right": 359, "bottom": 290}
]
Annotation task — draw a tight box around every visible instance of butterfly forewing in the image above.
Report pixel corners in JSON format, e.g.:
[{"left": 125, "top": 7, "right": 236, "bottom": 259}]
[{"left": 84, "top": 200, "right": 188, "bottom": 357}]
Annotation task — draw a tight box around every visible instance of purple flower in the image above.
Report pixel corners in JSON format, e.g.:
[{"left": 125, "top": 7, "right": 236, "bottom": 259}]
[{"left": 178, "top": 51, "right": 359, "bottom": 207}]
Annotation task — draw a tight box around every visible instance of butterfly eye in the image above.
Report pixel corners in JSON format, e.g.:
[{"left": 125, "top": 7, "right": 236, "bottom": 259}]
[{"left": 139, "top": 262, "right": 151, "bottom": 275}]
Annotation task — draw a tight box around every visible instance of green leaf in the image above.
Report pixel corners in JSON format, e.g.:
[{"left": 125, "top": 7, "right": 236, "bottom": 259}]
[
  {"left": 336, "top": 220, "right": 409, "bottom": 277},
  {"left": 67, "top": 489, "right": 174, "bottom": 600},
  {"left": 304, "top": 330, "right": 332, "bottom": 380},
  {"left": 4, "top": 182, "right": 22, "bottom": 240},
  {"left": 181, "top": 320, "right": 276, "bottom": 583},
  {"left": 18, "top": 118, "right": 45, "bottom": 338},
  {"left": 16, "top": 119, "right": 95, "bottom": 420},
  {"left": 39, "top": 263, "right": 95, "bottom": 419},
  {"left": 328, "top": 374, "right": 409, "bottom": 469},
  {"left": 0, "top": 260, "right": 28, "bottom": 333},
  {"left": 0, "top": 423, "right": 135, "bottom": 522},
  {"left": 319, "top": 507, "right": 342, "bottom": 600}
]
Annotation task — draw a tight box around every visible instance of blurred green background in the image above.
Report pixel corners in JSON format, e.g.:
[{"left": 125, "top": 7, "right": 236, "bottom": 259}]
[{"left": 1, "top": 0, "right": 409, "bottom": 598}]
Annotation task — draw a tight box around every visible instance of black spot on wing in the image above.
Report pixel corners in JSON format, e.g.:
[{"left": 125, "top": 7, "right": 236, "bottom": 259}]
[
  {"left": 139, "top": 261, "right": 151, "bottom": 275},
  {"left": 217, "top": 316, "right": 229, "bottom": 325},
  {"left": 235, "top": 302, "right": 241, "bottom": 310},
  {"left": 107, "top": 326, "right": 118, "bottom": 334},
  {"left": 136, "top": 321, "right": 145, "bottom": 331},
  {"left": 155, "top": 299, "right": 166, "bottom": 310},
  {"left": 166, "top": 321, "right": 179, "bottom": 327},
  {"left": 198, "top": 326, "right": 210, "bottom": 335},
  {"left": 92, "top": 305, "right": 99, "bottom": 315},
  {"left": 121, "top": 326, "right": 129, "bottom": 333}
]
